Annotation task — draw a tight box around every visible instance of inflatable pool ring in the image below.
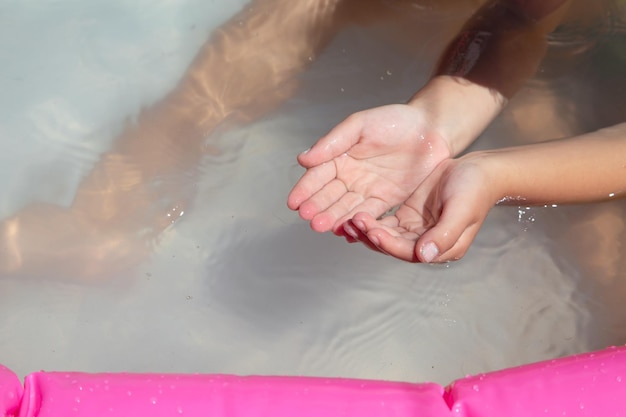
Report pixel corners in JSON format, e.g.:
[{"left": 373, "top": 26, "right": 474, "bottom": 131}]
[{"left": 1, "top": 345, "right": 624, "bottom": 417}]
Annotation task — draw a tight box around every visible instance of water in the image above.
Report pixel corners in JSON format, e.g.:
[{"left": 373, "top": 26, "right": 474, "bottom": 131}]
[{"left": 0, "top": 0, "right": 625, "bottom": 386}]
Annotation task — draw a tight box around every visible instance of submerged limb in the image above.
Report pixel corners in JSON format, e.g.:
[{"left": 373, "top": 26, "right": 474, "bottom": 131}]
[
  {"left": 2, "top": 0, "right": 346, "bottom": 279},
  {"left": 434, "top": 0, "right": 573, "bottom": 99}
]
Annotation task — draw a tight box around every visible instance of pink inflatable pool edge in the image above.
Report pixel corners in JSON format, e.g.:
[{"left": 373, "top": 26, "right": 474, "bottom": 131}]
[{"left": 2, "top": 346, "right": 625, "bottom": 417}]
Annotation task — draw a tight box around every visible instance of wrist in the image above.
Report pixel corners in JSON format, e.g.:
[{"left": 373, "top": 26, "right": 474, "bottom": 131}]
[
  {"left": 460, "top": 150, "right": 512, "bottom": 206},
  {"left": 407, "top": 75, "right": 507, "bottom": 156}
]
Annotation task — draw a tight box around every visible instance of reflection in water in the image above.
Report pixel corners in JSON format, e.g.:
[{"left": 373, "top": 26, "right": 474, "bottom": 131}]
[{"left": 0, "top": 0, "right": 624, "bottom": 383}]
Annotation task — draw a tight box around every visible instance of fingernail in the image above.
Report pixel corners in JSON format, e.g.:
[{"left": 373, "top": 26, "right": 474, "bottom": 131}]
[
  {"left": 300, "top": 147, "right": 311, "bottom": 156},
  {"left": 420, "top": 242, "right": 439, "bottom": 263},
  {"left": 343, "top": 224, "right": 358, "bottom": 239},
  {"left": 369, "top": 235, "right": 380, "bottom": 247},
  {"left": 353, "top": 219, "right": 365, "bottom": 231}
]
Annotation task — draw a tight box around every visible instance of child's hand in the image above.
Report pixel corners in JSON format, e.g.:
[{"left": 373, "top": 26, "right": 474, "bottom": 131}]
[
  {"left": 344, "top": 155, "right": 499, "bottom": 263},
  {"left": 287, "top": 103, "right": 452, "bottom": 234},
  {"left": 287, "top": 76, "right": 504, "bottom": 236}
]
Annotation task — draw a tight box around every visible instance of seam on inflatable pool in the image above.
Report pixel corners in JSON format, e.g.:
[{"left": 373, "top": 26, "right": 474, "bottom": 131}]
[
  {"left": 442, "top": 384, "right": 456, "bottom": 413},
  {"left": 16, "top": 376, "right": 37, "bottom": 417}
]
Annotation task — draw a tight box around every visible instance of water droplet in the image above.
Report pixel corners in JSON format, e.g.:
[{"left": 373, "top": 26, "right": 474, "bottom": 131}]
[
  {"left": 472, "top": 384, "right": 480, "bottom": 392},
  {"left": 150, "top": 397, "right": 158, "bottom": 405},
  {"left": 617, "top": 376, "right": 622, "bottom": 383}
]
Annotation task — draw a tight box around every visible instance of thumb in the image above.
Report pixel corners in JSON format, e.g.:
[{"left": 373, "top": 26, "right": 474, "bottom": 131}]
[
  {"left": 415, "top": 196, "right": 485, "bottom": 263},
  {"left": 297, "top": 114, "right": 363, "bottom": 168}
]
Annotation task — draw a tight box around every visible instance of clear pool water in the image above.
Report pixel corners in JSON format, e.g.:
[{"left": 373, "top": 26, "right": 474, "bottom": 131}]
[{"left": 0, "top": 0, "right": 625, "bottom": 385}]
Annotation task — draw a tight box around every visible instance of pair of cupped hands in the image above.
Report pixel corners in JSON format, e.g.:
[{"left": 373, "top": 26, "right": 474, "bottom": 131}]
[{"left": 287, "top": 101, "right": 496, "bottom": 263}]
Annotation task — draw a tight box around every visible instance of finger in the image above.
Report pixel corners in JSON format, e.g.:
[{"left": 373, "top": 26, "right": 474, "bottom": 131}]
[
  {"left": 339, "top": 224, "right": 358, "bottom": 243},
  {"left": 342, "top": 220, "right": 382, "bottom": 253},
  {"left": 308, "top": 190, "right": 364, "bottom": 232},
  {"left": 310, "top": 193, "right": 391, "bottom": 234},
  {"left": 433, "top": 222, "right": 482, "bottom": 262},
  {"left": 351, "top": 213, "right": 423, "bottom": 261},
  {"left": 296, "top": 114, "right": 364, "bottom": 168},
  {"left": 414, "top": 196, "right": 484, "bottom": 263},
  {"left": 329, "top": 198, "right": 391, "bottom": 235},
  {"left": 365, "top": 227, "right": 420, "bottom": 262},
  {"left": 351, "top": 211, "right": 399, "bottom": 233},
  {"left": 287, "top": 162, "right": 337, "bottom": 210},
  {"left": 298, "top": 179, "right": 349, "bottom": 222}
]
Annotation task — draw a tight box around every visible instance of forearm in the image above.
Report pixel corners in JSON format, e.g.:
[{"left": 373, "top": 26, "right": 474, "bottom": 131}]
[
  {"left": 479, "top": 124, "right": 626, "bottom": 205},
  {"left": 411, "top": 0, "right": 571, "bottom": 156},
  {"left": 169, "top": 0, "right": 342, "bottom": 130},
  {"left": 72, "top": 0, "right": 342, "bottom": 226},
  {"left": 434, "top": 0, "right": 571, "bottom": 99},
  {"left": 109, "top": 0, "right": 342, "bottom": 167}
]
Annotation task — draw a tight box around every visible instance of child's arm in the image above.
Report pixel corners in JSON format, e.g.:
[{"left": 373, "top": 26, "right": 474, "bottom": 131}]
[
  {"left": 348, "top": 125, "right": 626, "bottom": 263},
  {"left": 482, "top": 124, "right": 626, "bottom": 205}
]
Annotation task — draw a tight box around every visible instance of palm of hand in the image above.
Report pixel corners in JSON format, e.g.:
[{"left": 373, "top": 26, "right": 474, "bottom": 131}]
[
  {"left": 288, "top": 104, "right": 451, "bottom": 233},
  {"left": 350, "top": 157, "right": 494, "bottom": 262}
]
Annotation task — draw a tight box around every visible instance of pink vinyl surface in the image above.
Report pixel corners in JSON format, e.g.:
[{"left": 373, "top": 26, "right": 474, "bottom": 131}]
[
  {"left": 2, "top": 345, "right": 626, "bottom": 417},
  {"left": 447, "top": 346, "right": 626, "bottom": 416},
  {"left": 0, "top": 365, "right": 21, "bottom": 417}
]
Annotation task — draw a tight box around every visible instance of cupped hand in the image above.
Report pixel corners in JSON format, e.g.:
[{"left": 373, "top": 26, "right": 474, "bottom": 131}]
[
  {"left": 287, "top": 104, "right": 452, "bottom": 234},
  {"left": 345, "top": 154, "right": 499, "bottom": 263}
]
